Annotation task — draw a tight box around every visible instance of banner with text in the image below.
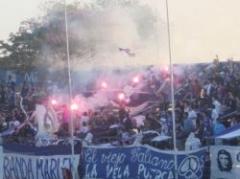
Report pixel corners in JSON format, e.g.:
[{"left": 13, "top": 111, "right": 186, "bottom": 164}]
[
  {"left": 3, "top": 153, "right": 80, "bottom": 179},
  {"left": 81, "top": 145, "right": 207, "bottom": 179},
  {"left": 0, "top": 144, "right": 81, "bottom": 179},
  {"left": 211, "top": 146, "right": 240, "bottom": 179}
]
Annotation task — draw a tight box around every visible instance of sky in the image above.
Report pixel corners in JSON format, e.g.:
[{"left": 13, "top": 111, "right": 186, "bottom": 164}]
[
  {"left": 0, "top": 0, "right": 46, "bottom": 40},
  {"left": 144, "top": 0, "right": 240, "bottom": 63},
  {"left": 0, "top": 0, "right": 240, "bottom": 64}
]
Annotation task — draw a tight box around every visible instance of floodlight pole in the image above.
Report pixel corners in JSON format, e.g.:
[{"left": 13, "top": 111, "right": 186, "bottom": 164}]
[
  {"left": 64, "top": 0, "right": 75, "bottom": 178},
  {"left": 165, "top": 0, "right": 178, "bottom": 178}
]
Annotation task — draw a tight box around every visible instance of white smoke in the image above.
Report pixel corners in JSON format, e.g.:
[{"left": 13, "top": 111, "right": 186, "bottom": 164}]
[{"left": 66, "top": 1, "right": 169, "bottom": 70}]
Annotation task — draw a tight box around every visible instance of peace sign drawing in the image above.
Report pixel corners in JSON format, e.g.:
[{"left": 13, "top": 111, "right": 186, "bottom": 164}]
[{"left": 178, "top": 156, "right": 201, "bottom": 179}]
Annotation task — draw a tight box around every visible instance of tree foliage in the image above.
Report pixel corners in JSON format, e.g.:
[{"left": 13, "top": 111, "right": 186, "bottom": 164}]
[{"left": 0, "top": 0, "right": 157, "bottom": 73}]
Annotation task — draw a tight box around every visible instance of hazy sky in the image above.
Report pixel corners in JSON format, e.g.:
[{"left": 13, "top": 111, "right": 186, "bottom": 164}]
[
  {"left": 144, "top": 0, "right": 240, "bottom": 63},
  {"left": 0, "top": 0, "right": 240, "bottom": 63},
  {"left": 0, "top": 0, "right": 46, "bottom": 40}
]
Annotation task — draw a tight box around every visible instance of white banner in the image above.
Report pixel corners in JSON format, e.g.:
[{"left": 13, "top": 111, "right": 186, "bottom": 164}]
[
  {"left": 0, "top": 148, "right": 80, "bottom": 179},
  {"left": 210, "top": 145, "right": 240, "bottom": 179}
]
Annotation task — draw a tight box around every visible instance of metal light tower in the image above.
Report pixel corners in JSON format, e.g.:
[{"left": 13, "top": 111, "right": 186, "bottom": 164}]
[{"left": 165, "top": 0, "right": 178, "bottom": 178}]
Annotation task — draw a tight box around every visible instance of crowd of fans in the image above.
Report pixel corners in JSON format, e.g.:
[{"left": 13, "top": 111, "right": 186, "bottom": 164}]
[{"left": 0, "top": 59, "right": 240, "bottom": 150}]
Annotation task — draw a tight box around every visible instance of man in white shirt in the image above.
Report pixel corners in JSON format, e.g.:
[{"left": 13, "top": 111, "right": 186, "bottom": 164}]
[
  {"left": 187, "top": 106, "right": 197, "bottom": 128},
  {"left": 212, "top": 96, "right": 222, "bottom": 115},
  {"left": 185, "top": 132, "right": 201, "bottom": 150},
  {"left": 24, "top": 98, "right": 59, "bottom": 146}
]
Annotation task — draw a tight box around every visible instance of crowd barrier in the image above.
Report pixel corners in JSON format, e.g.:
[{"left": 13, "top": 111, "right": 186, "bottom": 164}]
[{"left": 0, "top": 144, "right": 208, "bottom": 179}]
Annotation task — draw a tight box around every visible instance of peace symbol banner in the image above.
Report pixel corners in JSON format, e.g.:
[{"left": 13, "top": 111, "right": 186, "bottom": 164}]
[
  {"left": 211, "top": 146, "right": 240, "bottom": 179},
  {"left": 0, "top": 144, "right": 207, "bottom": 179},
  {"left": 80, "top": 145, "right": 207, "bottom": 179}
]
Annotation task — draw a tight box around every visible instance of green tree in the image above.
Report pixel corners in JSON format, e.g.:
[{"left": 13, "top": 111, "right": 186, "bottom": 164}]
[{"left": 0, "top": 0, "right": 157, "bottom": 73}]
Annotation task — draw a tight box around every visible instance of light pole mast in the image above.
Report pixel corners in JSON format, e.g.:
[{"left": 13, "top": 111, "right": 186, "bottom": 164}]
[
  {"left": 64, "top": 0, "right": 75, "bottom": 178},
  {"left": 164, "top": 0, "right": 178, "bottom": 178}
]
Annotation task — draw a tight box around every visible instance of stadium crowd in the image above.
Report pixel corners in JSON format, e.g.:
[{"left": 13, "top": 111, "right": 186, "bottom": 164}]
[{"left": 0, "top": 59, "right": 240, "bottom": 150}]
